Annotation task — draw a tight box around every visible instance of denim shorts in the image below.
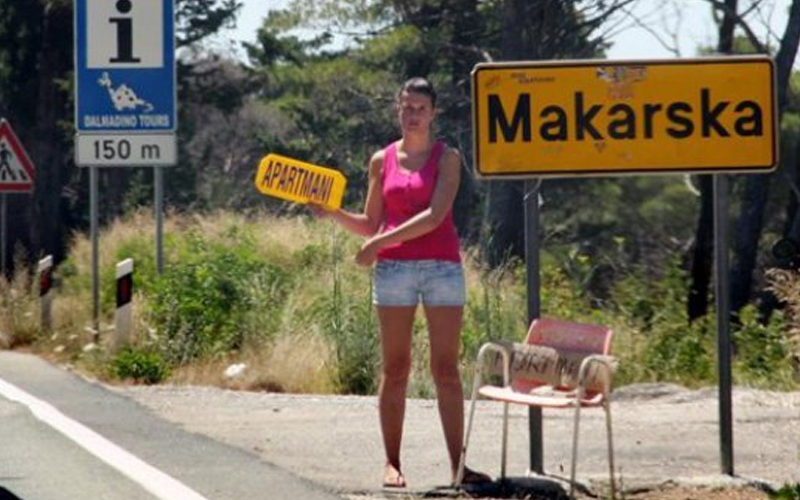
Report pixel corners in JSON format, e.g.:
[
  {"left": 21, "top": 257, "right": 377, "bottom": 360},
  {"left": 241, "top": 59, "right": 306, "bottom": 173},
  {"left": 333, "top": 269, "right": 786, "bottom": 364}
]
[{"left": 372, "top": 259, "right": 465, "bottom": 307}]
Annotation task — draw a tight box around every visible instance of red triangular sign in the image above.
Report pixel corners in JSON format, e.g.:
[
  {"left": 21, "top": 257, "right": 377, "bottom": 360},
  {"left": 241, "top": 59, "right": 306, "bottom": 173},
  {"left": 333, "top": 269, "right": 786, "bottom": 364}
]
[{"left": 0, "top": 119, "right": 35, "bottom": 192}]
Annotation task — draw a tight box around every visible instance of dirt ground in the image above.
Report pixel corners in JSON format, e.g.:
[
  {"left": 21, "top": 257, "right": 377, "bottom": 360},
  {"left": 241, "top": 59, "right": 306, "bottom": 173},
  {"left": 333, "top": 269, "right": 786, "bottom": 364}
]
[
  {"left": 340, "top": 483, "right": 774, "bottom": 500},
  {"left": 343, "top": 482, "right": 774, "bottom": 500},
  {"left": 118, "top": 383, "right": 799, "bottom": 500},
  {"left": 620, "top": 484, "right": 771, "bottom": 500}
]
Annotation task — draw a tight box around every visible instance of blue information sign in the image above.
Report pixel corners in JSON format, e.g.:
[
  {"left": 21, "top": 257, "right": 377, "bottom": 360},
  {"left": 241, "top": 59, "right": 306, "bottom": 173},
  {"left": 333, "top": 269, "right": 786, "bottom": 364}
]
[{"left": 75, "top": 0, "right": 175, "bottom": 133}]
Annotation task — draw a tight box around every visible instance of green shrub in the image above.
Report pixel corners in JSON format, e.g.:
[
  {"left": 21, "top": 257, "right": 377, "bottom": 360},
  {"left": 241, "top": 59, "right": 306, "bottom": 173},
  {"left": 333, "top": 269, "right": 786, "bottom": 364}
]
[
  {"left": 111, "top": 347, "right": 170, "bottom": 384},
  {"left": 773, "top": 483, "right": 800, "bottom": 500},
  {"left": 112, "top": 237, "right": 160, "bottom": 296},
  {"left": 462, "top": 259, "right": 527, "bottom": 364},
  {"left": 22, "top": 211, "right": 800, "bottom": 395},
  {"left": 299, "top": 246, "right": 379, "bottom": 395},
  {"left": 147, "top": 228, "right": 292, "bottom": 364},
  {"left": 734, "top": 306, "right": 795, "bottom": 388}
]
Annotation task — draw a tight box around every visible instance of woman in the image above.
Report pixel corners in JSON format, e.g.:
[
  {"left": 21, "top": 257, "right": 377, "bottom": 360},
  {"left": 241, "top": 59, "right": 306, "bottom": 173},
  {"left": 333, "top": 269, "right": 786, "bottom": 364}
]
[{"left": 315, "top": 77, "right": 489, "bottom": 488}]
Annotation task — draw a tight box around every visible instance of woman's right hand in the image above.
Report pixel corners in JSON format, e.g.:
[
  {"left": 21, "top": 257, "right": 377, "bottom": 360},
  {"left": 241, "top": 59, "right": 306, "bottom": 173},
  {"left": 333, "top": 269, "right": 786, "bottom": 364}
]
[{"left": 307, "top": 203, "right": 331, "bottom": 218}]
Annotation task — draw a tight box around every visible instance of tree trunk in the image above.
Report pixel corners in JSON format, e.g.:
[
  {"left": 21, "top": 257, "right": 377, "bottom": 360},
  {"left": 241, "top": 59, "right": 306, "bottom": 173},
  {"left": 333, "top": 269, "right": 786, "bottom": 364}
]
[
  {"left": 688, "top": 176, "right": 715, "bottom": 321},
  {"left": 444, "top": 0, "right": 480, "bottom": 240},
  {"left": 482, "top": 0, "right": 529, "bottom": 265},
  {"left": 30, "top": 2, "right": 71, "bottom": 265},
  {"left": 784, "top": 135, "right": 800, "bottom": 244},
  {"left": 687, "top": 0, "right": 737, "bottom": 320},
  {"left": 730, "top": 0, "right": 800, "bottom": 314}
]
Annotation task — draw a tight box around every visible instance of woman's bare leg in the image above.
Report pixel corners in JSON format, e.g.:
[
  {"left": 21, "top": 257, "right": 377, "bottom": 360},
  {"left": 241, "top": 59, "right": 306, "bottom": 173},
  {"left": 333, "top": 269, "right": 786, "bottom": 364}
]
[
  {"left": 377, "top": 305, "right": 416, "bottom": 486},
  {"left": 423, "top": 305, "right": 465, "bottom": 479}
]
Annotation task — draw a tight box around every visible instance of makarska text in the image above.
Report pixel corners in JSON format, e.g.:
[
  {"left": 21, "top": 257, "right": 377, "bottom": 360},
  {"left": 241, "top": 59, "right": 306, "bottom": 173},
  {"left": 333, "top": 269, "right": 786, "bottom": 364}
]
[{"left": 487, "top": 88, "right": 764, "bottom": 143}]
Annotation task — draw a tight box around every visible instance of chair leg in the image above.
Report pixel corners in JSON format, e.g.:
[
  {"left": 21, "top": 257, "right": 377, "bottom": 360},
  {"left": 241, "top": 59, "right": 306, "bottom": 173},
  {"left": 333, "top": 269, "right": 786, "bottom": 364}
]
[
  {"left": 605, "top": 401, "right": 616, "bottom": 500},
  {"left": 569, "top": 402, "right": 583, "bottom": 500},
  {"left": 501, "top": 402, "right": 509, "bottom": 481},
  {"left": 456, "top": 366, "right": 483, "bottom": 486}
]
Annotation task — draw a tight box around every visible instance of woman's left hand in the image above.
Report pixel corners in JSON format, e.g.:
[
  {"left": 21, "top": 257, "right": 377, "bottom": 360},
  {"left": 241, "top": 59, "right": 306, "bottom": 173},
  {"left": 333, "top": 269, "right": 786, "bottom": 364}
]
[{"left": 355, "top": 239, "right": 381, "bottom": 267}]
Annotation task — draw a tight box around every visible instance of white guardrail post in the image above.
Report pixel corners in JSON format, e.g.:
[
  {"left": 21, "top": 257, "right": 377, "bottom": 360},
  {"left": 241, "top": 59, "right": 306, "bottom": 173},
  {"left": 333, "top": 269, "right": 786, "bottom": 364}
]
[
  {"left": 38, "top": 255, "right": 53, "bottom": 332},
  {"left": 113, "top": 258, "right": 134, "bottom": 350}
]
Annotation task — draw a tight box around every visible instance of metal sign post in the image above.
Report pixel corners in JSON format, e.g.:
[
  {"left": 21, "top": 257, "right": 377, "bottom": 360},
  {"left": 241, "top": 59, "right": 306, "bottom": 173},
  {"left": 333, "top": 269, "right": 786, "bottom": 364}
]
[
  {"left": 90, "top": 166, "right": 99, "bottom": 339},
  {"left": 524, "top": 179, "right": 543, "bottom": 474},
  {"left": 155, "top": 166, "right": 164, "bottom": 274},
  {"left": 714, "top": 175, "right": 734, "bottom": 474},
  {"left": 74, "top": 0, "right": 177, "bottom": 330}
]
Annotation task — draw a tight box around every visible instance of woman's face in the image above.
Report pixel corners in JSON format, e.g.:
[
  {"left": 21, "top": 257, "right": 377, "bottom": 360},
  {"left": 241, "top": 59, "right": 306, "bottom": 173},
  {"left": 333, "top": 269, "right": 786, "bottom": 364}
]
[{"left": 397, "top": 91, "right": 435, "bottom": 135}]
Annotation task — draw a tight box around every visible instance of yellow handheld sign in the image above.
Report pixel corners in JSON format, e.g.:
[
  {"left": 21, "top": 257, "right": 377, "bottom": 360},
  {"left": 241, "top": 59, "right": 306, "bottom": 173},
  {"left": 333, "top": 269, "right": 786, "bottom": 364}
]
[{"left": 254, "top": 154, "right": 347, "bottom": 210}]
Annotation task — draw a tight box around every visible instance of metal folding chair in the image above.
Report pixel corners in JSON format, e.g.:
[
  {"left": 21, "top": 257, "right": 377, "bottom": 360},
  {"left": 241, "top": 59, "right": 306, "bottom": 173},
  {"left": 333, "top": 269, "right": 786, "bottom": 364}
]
[{"left": 456, "top": 317, "right": 617, "bottom": 499}]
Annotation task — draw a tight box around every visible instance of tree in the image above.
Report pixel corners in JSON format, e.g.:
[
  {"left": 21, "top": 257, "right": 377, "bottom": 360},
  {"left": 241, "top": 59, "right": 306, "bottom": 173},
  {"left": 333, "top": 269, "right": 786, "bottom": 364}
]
[
  {"left": 0, "top": 0, "right": 242, "bottom": 273},
  {"left": 0, "top": 0, "right": 73, "bottom": 272},
  {"left": 483, "top": 0, "right": 631, "bottom": 266},
  {"left": 683, "top": 0, "right": 800, "bottom": 320},
  {"left": 727, "top": 0, "right": 800, "bottom": 317}
]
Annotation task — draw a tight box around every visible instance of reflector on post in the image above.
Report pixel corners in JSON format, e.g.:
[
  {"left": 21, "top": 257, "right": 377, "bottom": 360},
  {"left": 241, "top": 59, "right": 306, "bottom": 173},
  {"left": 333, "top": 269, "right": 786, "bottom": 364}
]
[
  {"left": 112, "top": 258, "right": 133, "bottom": 350},
  {"left": 38, "top": 255, "right": 53, "bottom": 332}
]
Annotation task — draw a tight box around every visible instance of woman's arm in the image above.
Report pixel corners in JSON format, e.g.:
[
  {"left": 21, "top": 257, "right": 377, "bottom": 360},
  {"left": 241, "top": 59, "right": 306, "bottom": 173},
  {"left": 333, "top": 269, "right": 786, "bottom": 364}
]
[
  {"left": 355, "top": 147, "right": 461, "bottom": 266},
  {"left": 317, "top": 151, "right": 385, "bottom": 237}
]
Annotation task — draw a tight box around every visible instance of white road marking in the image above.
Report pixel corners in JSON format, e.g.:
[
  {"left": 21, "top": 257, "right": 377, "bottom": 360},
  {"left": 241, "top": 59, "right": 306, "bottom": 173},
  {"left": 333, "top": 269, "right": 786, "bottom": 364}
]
[{"left": 0, "top": 377, "right": 211, "bottom": 500}]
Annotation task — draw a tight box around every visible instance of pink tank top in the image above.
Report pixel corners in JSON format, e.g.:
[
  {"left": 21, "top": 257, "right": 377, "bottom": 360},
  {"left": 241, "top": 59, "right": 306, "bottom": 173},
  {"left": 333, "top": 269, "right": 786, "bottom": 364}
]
[{"left": 377, "top": 141, "right": 461, "bottom": 262}]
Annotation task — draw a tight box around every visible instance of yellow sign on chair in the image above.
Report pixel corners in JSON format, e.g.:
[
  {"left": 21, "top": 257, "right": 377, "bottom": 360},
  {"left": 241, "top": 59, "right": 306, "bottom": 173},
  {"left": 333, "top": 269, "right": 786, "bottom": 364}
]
[{"left": 254, "top": 154, "right": 347, "bottom": 210}]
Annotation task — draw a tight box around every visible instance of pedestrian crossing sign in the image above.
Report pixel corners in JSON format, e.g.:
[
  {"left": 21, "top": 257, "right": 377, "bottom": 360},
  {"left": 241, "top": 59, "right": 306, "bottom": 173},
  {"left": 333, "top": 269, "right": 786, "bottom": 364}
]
[{"left": 0, "top": 119, "right": 35, "bottom": 192}]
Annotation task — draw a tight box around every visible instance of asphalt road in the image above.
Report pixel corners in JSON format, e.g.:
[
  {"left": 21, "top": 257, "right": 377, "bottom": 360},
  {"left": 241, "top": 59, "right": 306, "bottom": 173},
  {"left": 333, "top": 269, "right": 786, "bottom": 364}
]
[{"left": 0, "top": 351, "right": 340, "bottom": 500}]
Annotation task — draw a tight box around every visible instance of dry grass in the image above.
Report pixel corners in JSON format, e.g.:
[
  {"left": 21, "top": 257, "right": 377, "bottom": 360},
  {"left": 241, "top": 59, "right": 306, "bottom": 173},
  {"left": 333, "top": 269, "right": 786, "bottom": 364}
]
[
  {"left": 9, "top": 210, "right": 798, "bottom": 395},
  {"left": 48, "top": 209, "right": 364, "bottom": 392},
  {"left": 66, "top": 209, "right": 170, "bottom": 277},
  {"left": 767, "top": 268, "right": 800, "bottom": 362},
  {"left": 168, "top": 333, "right": 338, "bottom": 394},
  {"left": 0, "top": 270, "right": 39, "bottom": 348}
]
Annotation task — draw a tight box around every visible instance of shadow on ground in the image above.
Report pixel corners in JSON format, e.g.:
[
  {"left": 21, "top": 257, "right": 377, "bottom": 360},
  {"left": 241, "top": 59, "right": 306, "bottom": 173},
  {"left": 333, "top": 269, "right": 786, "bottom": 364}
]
[
  {"left": 0, "top": 487, "right": 23, "bottom": 500},
  {"left": 407, "top": 476, "right": 581, "bottom": 499}
]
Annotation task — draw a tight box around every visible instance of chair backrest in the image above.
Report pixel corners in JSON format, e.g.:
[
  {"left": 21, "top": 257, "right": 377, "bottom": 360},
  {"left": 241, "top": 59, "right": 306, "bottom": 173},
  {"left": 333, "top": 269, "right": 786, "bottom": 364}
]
[
  {"left": 509, "top": 318, "right": 613, "bottom": 393},
  {"left": 525, "top": 317, "right": 612, "bottom": 355}
]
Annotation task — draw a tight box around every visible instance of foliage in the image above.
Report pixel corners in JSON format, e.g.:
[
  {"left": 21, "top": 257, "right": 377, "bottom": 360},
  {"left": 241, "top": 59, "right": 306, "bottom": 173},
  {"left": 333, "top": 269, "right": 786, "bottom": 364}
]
[
  {"left": 111, "top": 346, "right": 171, "bottom": 384},
  {"left": 461, "top": 257, "right": 527, "bottom": 362},
  {"left": 2, "top": 212, "right": 800, "bottom": 395},
  {"left": 146, "top": 225, "right": 292, "bottom": 364},
  {"left": 176, "top": 0, "right": 241, "bottom": 47},
  {"left": 0, "top": 254, "right": 41, "bottom": 348},
  {"left": 767, "top": 268, "right": 800, "bottom": 366},
  {"left": 287, "top": 231, "right": 380, "bottom": 395},
  {"left": 772, "top": 483, "right": 800, "bottom": 500},
  {"left": 733, "top": 306, "right": 795, "bottom": 388}
]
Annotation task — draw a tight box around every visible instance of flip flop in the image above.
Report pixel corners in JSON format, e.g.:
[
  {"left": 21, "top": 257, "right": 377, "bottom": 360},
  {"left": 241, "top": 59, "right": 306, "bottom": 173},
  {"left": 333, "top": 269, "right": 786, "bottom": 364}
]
[
  {"left": 459, "top": 467, "right": 492, "bottom": 485},
  {"left": 383, "top": 465, "right": 407, "bottom": 488}
]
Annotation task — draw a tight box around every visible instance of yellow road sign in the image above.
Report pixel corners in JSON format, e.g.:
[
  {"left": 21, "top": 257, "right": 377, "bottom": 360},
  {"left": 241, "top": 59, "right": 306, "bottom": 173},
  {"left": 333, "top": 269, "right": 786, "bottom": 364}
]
[
  {"left": 255, "top": 154, "right": 347, "bottom": 210},
  {"left": 472, "top": 56, "right": 777, "bottom": 178}
]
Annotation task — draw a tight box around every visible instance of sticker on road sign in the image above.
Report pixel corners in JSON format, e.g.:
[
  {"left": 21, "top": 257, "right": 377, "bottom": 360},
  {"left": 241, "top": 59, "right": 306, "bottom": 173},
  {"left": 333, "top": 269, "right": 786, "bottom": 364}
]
[
  {"left": 472, "top": 56, "right": 777, "bottom": 178},
  {"left": 254, "top": 154, "right": 347, "bottom": 210},
  {"left": 0, "top": 119, "right": 35, "bottom": 192}
]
